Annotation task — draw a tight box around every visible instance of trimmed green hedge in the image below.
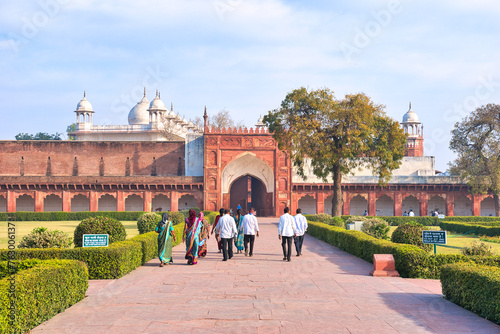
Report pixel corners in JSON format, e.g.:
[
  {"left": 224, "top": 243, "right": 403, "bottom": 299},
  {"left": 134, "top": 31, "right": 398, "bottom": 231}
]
[
  {"left": 0, "top": 222, "right": 187, "bottom": 279},
  {"left": 443, "top": 216, "right": 500, "bottom": 222},
  {"left": 204, "top": 212, "right": 218, "bottom": 225},
  {"left": 307, "top": 221, "right": 500, "bottom": 279},
  {"left": 304, "top": 214, "right": 344, "bottom": 227},
  {"left": 0, "top": 239, "right": 141, "bottom": 279},
  {"left": 341, "top": 215, "right": 500, "bottom": 226},
  {"left": 440, "top": 221, "right": 500, "bottom": 237},
  {"left": 466, "top": 221, "right": 500, "bottom": 226},
  {"left": 441, "top": 263, "right": 500, "bottom": 325},
  {"left": 0, "top": 211, "right": 147, "bottom": 221},
  {"left": 0, "top": 259, "right": 88, "bottom": 334},
  {"left": 341, "top": 215, "right": 441, "bottom": 226}
]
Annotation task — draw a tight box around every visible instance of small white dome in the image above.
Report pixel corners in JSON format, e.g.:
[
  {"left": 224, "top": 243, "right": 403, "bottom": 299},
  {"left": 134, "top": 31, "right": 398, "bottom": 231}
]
[
  {"left": 402, "top": 103, "right": 420, "bottom": 123},
  {"left": 128, "top": 91, "right": 150, "bottom": 125},
  {"left": 75, "top": 92, "right": 93, "bottom": 112},
  {"left": 148, "top": 91, "right": 167, "bottom": 111}
]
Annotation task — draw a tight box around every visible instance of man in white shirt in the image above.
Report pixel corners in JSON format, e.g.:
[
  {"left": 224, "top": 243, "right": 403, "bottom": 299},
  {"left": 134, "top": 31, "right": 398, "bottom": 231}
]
[
  {"left": 215, "top": 209, "right": 238, "bottom": 261},
  {"left": 294, "top": 208, "right": 308, "bottom": 257},
  {"left": 240, "top": 207, "right": 260, "bottom": 257},
  {"left": 278, "top": 207, "right": 297, "bottom": 262},
  {"left": 409, "top": 209, "right": 415, "bottom": 217}
]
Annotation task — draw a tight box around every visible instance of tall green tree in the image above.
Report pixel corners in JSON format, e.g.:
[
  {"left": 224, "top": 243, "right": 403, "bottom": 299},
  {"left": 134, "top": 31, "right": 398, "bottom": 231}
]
[
  {"left": 449, "top": 103, "right": 500, "bottom": 216},
  {"left": 263, "top": 87, "right": 406, "bottom": 216},
  {"left": 15, "top": 132, "right": 63, "bottom": 140}
]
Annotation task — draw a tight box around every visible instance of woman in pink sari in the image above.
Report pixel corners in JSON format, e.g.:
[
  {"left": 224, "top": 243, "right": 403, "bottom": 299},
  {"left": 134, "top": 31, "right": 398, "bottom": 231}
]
[{"left": 183, "top": 209, "right": 203, "bottom": 265}]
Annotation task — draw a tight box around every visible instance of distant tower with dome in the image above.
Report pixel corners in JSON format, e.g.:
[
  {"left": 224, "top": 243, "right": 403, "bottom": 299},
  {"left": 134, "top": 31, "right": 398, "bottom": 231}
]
[{"left": 401, "top": 102, "right": 424, "bottom": 157}]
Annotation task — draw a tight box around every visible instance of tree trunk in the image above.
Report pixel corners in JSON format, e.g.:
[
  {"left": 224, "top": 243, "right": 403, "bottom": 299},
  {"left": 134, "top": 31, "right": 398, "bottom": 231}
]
[
  {"left": 331, "top": 163, "right": 343, "bottom": 217},
  {"left": 495, "top": 194, "right": 500, "bottom": 217}
]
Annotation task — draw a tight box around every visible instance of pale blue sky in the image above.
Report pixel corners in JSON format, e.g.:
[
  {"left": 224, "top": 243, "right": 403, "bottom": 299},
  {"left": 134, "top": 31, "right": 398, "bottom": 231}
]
[{"left": 1, "top": 0, "right": 499, "bottom": 171}]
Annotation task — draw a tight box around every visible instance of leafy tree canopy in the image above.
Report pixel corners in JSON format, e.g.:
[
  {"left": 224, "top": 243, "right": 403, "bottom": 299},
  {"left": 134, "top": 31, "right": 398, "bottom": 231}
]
[
  {"left": 66, "top": 123, "right": 77, "bottom": 140},
  {"left": 15, "top": 132, "right": 63, "bottom": 140},
  {"left": 449, "top": 103, "right": 500, "bottom": 216},
  {"left": 263, "top": 87, "right": 406, "bottom": 216}
]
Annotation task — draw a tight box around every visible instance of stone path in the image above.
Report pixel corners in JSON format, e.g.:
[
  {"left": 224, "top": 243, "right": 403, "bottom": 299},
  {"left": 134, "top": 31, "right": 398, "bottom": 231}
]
[{"left": 33, "top": 218, "right": 499, "bottom": 333}]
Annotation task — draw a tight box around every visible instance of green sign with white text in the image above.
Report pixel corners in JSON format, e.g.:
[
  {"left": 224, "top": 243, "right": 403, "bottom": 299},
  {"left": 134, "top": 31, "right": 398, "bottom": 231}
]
[
  {"left": 83, "top": 234, "right": 109, "bottom": 247},
  {"left": 422, "top": 230, "right": 447, "bottom": 245}
]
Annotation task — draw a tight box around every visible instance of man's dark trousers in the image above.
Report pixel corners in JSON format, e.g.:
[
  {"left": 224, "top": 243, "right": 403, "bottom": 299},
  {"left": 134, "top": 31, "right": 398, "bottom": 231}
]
[
  {"left": 221, "top": 238, "right": 233, "bottom": 260},
  {"left": 294, "top": 235, "right": 304, "bottom": 255},
  {"left": 244, "top": 234, "right": 255, "bottom": 255},
  {"left": 281, "top": 236, "right": 293, "bottom": 261}
]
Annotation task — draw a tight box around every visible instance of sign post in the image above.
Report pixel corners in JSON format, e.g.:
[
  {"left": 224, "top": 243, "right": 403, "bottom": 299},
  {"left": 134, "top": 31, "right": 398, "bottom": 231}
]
[
  {"left": 422, "top": 230, "right": 447, "bottom": 255},
  {"left": 83, "top": 234, "right": 109, "bottom": 248}
]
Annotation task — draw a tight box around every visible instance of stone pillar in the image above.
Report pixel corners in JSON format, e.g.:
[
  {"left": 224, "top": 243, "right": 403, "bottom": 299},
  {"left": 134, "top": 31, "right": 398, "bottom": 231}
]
[
  {"left": 117, "top": 191, "right": 125, "bottom": 212},
  {"left": 290, "top": 193, "right": 297, "bottom": 214},
  {"left": 62, "top": 191, "right": 71, "bottom": 212},
  {"left": 472, "top": 194, "right": 481, "bottom": 216},
  {"left": 316, "top": 192, "right": 325, "bottom": 214},
  {"left": 35, "top": 191, "right": 44, "bottom": 212},
  {"left": 223, "top": 193, "right": 230, "bottom": 210},
  {"left": 342, "top": 191, "right": 350, "bottom": 215},
  {"left": 419, "top": 192, "right": 428, "bottom": 216},
  {"left": 170, "top": 191, "right": 179, "bottom": 212},
  {"left": 394, "top": 192, "right": 402, "bottom": 216},
  {"left": 446, "top": 193, "right": 454, "bottom": 217},
  {"left": 368, "top": 192, "right": 376, "bottom": 216},
  {"left": 7, "top": 191, "right": 16, "bottom": 213},
  {"left": 89, "top": 191, "right": 98, "bottom": 212},
  {"left": 143, "top": 191, "right": 152, "bottom": 212}
]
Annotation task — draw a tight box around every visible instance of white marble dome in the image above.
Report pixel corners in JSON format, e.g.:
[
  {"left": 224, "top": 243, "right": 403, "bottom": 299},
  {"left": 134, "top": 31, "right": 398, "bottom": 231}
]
[
  {"left": 149, "top": 91, "right": 167, "bottom": 111},
  {"left": 128, "top": 94, "right": 150, "bottom": 125},
  {"left": 402, "top": 104, "right": 419, "bottom": 123},
  {"left": 76, "top": 92, "right": 93, "bottom": 112}
]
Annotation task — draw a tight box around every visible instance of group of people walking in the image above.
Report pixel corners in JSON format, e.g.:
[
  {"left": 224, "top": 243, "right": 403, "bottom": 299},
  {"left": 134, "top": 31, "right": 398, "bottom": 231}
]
[{"left": 154, "top": 207, "right": 308, "bottom": 266}]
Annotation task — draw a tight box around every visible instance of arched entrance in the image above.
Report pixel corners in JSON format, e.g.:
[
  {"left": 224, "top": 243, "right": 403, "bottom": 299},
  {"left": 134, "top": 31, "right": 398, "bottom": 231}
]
[{"left": 229, "top": 175, "right": 271, "bottom": 216}]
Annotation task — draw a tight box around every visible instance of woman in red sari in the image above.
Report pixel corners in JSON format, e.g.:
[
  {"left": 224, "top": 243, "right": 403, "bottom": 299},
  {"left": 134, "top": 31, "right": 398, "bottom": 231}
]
[
  {"left": 183, "top": 209, "right": 203, "bottom": 265},
  {"left": 210, "top": 208, "right": 224, "bottom": 253}
]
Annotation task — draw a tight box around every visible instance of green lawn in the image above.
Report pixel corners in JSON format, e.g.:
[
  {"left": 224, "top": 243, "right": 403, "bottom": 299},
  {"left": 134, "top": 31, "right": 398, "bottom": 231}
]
[
  {"left": 0, "top": 221, "right": 139, "bottom": 249},
  {"left": 388, "top": 226, "right": 500, "bottom": 255}
]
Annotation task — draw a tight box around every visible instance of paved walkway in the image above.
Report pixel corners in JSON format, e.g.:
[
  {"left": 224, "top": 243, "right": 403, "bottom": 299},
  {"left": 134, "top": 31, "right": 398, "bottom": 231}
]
[{"left": 33, "top": 218, "right": 499, "bottom": 333}]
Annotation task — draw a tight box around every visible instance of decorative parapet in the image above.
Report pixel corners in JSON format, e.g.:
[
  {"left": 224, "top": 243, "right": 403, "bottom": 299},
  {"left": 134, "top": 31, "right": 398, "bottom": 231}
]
[{"left": 204, "top": 126, "right": 269, "bottom": 134}]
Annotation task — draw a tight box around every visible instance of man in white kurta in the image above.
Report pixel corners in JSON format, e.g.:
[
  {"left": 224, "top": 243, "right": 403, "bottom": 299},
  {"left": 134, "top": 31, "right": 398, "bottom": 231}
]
[
  {"left": 278, "top": 207, "right": 297, "bottom": 262},
  {"left": 215, "top": 209, "right": 238, "bottom": 261},
  {"left": 240, "top": 207, "right": 259, "bottom": 257},
  {"left": 294, "top": 208, "right": 308, "bottom": 256}
]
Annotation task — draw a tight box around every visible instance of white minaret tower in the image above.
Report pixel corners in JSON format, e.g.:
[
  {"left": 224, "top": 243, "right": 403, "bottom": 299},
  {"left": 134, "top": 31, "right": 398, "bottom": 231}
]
[{"left": 74, "top": 91, "right": 94, "bottom": 131}]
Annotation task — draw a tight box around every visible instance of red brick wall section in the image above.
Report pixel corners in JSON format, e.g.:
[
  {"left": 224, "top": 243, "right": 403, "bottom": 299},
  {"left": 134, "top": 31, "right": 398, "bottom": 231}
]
[{"left": 0, "top": 141, "right": 185, "bottom": 176}]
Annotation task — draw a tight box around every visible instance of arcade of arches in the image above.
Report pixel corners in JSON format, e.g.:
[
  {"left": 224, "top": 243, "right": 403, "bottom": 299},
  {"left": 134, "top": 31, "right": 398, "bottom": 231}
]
[
  {"left": 0, "top": 191, "right": 202, "bottom": 213},
  {"left": 293, "top": 191, "right": 496, "bottom": 216}
]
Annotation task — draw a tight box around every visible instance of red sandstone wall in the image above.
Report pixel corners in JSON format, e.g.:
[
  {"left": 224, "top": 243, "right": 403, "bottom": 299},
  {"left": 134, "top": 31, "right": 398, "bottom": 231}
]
[{"left": 0, "top": 141, "right": 185, "bottom": 177}]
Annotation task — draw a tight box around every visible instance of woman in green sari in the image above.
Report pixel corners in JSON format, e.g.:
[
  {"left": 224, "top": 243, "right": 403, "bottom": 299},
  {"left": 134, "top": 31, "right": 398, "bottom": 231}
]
[
  {"left": 155, "top": 212, "right": 176, "bottom": 267},
  {"left": 234, "top": 209, "right": 244, "bottom": 253}
]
